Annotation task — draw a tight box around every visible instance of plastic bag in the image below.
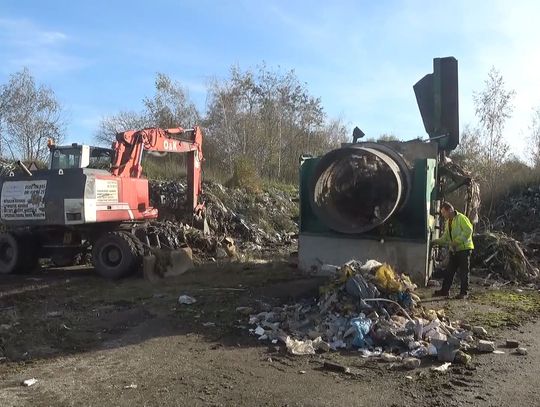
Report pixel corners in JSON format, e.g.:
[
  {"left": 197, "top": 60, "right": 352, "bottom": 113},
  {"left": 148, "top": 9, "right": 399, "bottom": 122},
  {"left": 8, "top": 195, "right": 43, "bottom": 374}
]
[
  {"left": 374, "top": 264, "right": 402, "bottom": 292},
  {"left": 349, "top": 315, "right": 372, "bottom": 348},
  {"left": 285, "top": 336, "right": 315, "bottom": 355}
]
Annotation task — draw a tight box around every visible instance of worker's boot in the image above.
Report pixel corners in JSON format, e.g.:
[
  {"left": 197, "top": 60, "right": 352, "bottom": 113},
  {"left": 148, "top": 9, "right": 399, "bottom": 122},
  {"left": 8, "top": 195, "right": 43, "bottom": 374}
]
[
  {"left": 455, "top": 292, "right": 469, "bottom": 300},
  {"left": 433, "top": 289, "right": 449, "bottom": 298}
]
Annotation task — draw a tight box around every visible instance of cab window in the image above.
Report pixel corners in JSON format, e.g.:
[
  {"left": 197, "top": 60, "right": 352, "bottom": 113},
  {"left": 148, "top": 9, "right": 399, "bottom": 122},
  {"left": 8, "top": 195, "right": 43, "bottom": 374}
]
[
  {"left": 50, "top": 148, "right": 81, "bottom": 169},
  {"left": 88, "top": 147, "right": 113, "bottom": 169}
]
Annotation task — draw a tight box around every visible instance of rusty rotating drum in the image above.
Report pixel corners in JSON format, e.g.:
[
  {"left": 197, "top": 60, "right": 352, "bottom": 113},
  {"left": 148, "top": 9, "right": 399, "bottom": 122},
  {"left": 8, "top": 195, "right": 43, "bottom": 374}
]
[{"left": 308, "top": 143, "right": 411, "bottom": 234}]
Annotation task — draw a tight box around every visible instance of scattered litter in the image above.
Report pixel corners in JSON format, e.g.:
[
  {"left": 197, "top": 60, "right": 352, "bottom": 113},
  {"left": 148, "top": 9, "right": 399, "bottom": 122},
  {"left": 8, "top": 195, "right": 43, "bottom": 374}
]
[
  {"left": 285, "top": 337, "right": 315, "bottom": 355},
  {"left": 402, "top": 357, "right": 421, "bottom": 370},
  {"left": 359, "top": 348, "right": 382, "bottom": 358},
  {"left": 493, "top": 350, "right": 505, "bottom": 355},
  {"left": 322, "top": 361, "right": 351, "bottom": 374},
  {"left": 299, "top": 370, "right": 306, "bottom": 374},
  {"left": 515, "top": 347, "right": 528, "bottom": 355},
  {"left": 431, "top": 362, "right": 452, "bottom": 372},
  {"left": 254, "top": 326, "right": 265, "bottom": 336},
  {"left": 178, "top": 295, "right": 197, "bottom": 305},
  {"left": 124, "top": 384, "right": 138, "bottom": 389},
  {"left": 433, "top": 339, "right": 460, "bottom": 362},
  {"left": 313, "top": 337, "right": 331, "bottom": 352},
  {"left": 348, "top": 315, "right": 372, "bottom": 348},
  {"left": 477, "top": 340, "right": 496, "bottom": 353},
  {"left": 22, "top": 378, "right": 37, "bottom": 387},
  {"left": 454, "top": 350, "right": 472, "bottom": 365},
  {"left": 472, "top": 326, "right": 488, "bottom": 336},
  {"left": 46, "top": 311, "right": 62, "bottom": 318},
  {"left": 506, "top": 339, "right": 520, "bottom": 348},
  {"left": 202, "top": 322, "right": 216, "bottom": 327},
  {"left": 330, "top": 340, "right": 347, "bottom": 350},
  {"left": 381, "top": 353, "right": 402, "bottom": 363},
  {"left": 236, "top": 306, "right": 255, "bottom": 315},
  {"left": 427, "top": 344, "right": 438, "bottom": 356},
  {"left": 405, "top": 375, "right": 413, "bottom": 380}
]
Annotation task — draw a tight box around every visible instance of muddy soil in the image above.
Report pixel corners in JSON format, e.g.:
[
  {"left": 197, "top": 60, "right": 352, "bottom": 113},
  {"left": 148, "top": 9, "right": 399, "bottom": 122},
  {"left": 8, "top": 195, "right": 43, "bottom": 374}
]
[{"left": 0, "top": 262, "right": 538, "bottom": 407}]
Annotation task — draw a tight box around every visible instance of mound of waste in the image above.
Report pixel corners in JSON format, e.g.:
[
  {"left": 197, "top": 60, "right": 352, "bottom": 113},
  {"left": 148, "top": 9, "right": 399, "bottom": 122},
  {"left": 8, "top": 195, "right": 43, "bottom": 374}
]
[
  {"left": 148, "top": 180, "right": 298, "bottom": 259},
  {"left": 246, "top": 260, "right": 491, "bottom": 368},
  {"left": 492, "top": 185, "right": 540, "bottom": 237},
  {"left": 472, "top": 232, "right": 539, "bottom": 283}
]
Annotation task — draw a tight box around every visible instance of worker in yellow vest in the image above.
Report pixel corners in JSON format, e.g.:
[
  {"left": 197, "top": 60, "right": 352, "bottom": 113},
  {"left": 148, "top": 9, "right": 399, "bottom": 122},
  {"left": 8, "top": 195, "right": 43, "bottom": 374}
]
[{"left": 431, "top": 201, "right": 474, "bottom": 299}]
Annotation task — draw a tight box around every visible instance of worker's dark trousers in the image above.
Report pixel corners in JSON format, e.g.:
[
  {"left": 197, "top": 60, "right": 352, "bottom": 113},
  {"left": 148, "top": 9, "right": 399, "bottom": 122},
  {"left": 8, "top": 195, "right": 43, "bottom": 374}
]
[{"left": 441, "top": 250, "right": 471, "bottom": 295}]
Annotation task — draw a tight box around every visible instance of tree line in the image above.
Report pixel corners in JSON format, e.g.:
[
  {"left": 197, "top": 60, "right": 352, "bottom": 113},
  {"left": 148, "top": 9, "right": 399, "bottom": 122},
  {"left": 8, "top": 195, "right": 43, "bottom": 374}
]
[
  {"left": 96, "top": 65, "right": 348, "bottom": 183},
  {"left": 1, "top": 64, "right": 540, "bottom": 190}
]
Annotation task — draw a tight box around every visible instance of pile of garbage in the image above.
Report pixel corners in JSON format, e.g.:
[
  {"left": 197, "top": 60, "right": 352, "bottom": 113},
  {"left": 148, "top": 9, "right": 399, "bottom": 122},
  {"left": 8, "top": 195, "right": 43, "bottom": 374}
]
[
  {"left": 148, "top": 180, "right": 298, "bottom": 257},
  {"left": 492, "top": 184, "right": 540, "bottom": 236},
  {"left": 472, "top": 232, "right": 539, "bottom": 282},
  {"left": 246, "top": 260, "right": 490, "bottom": 368}
]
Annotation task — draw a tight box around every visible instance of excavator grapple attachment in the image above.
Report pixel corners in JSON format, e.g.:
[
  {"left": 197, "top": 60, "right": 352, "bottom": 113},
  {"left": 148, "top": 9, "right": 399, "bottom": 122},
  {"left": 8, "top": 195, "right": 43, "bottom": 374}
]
[{"left": 143, "top": 247, "right": 194, "bottom": 281}]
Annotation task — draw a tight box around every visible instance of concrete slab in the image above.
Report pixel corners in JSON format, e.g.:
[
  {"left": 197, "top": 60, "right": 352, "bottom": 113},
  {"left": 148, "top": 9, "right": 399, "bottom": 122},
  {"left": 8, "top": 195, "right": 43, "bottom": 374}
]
[{"left": 298, "top": 233, "right": 431, "bottom": 285}]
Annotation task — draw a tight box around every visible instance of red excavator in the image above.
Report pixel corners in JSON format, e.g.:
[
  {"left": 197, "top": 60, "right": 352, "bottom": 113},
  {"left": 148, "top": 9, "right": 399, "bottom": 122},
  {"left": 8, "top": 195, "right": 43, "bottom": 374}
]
[{"left": 0, "top": 126, "right": 204, "bottom": 278}]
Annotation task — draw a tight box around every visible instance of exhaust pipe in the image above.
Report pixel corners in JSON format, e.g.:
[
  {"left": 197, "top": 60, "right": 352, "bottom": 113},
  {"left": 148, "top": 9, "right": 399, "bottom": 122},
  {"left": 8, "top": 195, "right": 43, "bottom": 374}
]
[
  {"left": 308, "top": 143, "right": 411, "bottom": 234},
  {"left": 17, "top": 160, "right": 33, "bottom": 176}
]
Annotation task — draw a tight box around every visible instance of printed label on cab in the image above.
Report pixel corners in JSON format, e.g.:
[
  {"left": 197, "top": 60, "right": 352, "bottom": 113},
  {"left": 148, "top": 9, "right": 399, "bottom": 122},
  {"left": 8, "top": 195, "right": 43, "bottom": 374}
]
[
  {"left": 96, "top": 179, "right": 119, "bottom": 203},
  {"left": 1, "top": 180, "right": 47, "bottom": 220}
]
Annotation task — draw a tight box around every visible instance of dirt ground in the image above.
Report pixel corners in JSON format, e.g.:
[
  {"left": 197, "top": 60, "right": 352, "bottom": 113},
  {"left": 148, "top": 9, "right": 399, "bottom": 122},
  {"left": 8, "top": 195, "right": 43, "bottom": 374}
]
[{"left": 0, "top": 261, "right": 539, "bottom": 407}]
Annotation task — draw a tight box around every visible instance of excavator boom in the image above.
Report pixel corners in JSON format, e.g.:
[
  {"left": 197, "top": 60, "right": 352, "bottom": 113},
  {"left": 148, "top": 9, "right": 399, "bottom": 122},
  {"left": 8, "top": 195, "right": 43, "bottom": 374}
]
[{"left": 111, "top": 126, "right": 204, "bottom": 212}]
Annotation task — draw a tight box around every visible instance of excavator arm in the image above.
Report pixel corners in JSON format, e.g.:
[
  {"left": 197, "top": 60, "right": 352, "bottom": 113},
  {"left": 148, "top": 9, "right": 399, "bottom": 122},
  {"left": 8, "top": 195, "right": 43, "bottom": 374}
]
[{"left": 111, "top": 126, "right": 204, "bottom": 213}]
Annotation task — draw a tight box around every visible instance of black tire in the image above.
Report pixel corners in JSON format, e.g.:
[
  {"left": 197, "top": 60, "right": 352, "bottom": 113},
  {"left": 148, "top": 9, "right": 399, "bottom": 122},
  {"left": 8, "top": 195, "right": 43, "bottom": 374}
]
[
  {"left": 16, "top": 232, "right": 40, "bottom": 273},
  {"left": 0, "top": 233, "right": 21, "bottom": 274},
  {"left": 92, "top": 231, "right": 139, "bottom": 279},
  {"left": 125, "top": 232, "right": 145, "bottom": 258},
  {"left": 124, "top": 232, "right": 145, "bottom": 276}
]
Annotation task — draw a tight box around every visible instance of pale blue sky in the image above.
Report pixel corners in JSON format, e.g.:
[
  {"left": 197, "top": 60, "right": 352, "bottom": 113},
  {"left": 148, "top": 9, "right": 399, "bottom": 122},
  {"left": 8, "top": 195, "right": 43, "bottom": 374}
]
[{"left": 1, "top": 0, "right": 539, "bottom": 158}]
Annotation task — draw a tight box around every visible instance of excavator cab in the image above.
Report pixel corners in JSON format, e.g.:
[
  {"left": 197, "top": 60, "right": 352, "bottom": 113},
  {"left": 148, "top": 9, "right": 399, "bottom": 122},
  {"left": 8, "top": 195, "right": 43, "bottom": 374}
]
[{"left": 49, "top": 142, "right": 113, "bottom": 170}]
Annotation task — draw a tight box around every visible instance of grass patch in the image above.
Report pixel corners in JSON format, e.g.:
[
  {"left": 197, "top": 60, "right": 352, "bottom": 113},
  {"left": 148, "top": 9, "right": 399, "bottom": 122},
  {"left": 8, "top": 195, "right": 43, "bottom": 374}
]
[
  {"left": 467, "top": 310, "right": 520, "bottom": 328},
  {"left": 467, "top": 289, "right": 540, "bottom": 328}
]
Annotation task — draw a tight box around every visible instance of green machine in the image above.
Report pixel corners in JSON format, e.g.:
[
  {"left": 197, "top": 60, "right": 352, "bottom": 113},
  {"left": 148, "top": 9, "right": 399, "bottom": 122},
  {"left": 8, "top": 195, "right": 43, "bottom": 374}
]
[{"left": 298, "top": 57, "right": 459, "bottom": 285}]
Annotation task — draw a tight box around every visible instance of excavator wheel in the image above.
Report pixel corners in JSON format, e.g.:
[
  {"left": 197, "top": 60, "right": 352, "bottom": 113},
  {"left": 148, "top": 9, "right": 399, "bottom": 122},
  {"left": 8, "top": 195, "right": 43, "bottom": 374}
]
[
  {"left": 15, "top": 232, "right": 40, "bottom": 273},
  {"left": 0, "top": 232, "right": 21, "bottom": 274},
  {"left": 92, "top": 231, "right": 140, "bottom": 279}
]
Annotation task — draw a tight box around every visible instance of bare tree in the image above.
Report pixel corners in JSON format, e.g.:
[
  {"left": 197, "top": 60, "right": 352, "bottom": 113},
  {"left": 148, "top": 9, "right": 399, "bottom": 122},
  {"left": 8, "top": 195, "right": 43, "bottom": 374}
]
[
  {"left": 143, "top": 73, "right": 200, "bottom": 128},
  {"left": 0, "top": 68, "right": 65, "bottom": 161},
  {"left": 451, "top": 125, "right": 485, "bottom": 177},
  {"left": 473, "top": 67, "right": 515, "bottom": 213},
  {"left": 205, "top": 64, "right": 344, "bottom": 182},
  {"left": 95, "top": 110, "right": 150, "bottom": 147},
  {"left": 527, "top": 107, "right": 540, "bottom": 168},
  {"left": 96, "top": 73, "right": 200, "bottom": 147}
]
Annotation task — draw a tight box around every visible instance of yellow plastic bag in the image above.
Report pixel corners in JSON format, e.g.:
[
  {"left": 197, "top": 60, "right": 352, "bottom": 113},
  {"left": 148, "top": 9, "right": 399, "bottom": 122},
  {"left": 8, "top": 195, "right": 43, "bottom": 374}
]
[{"left": 374, "top": 263, "right": 402, "bottom": 293}]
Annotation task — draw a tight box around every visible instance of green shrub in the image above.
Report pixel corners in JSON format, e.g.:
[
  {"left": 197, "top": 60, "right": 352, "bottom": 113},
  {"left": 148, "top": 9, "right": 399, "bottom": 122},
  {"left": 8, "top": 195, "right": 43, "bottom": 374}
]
[{"left": 226, "top": 156, "right": 261, "bottom": 193}]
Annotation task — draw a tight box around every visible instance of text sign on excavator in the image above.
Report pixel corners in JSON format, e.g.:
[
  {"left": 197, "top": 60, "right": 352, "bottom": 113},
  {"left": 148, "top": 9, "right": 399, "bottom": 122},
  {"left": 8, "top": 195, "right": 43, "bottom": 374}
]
[{"left": 163, "top": 140, "right": 181, "bottom": 152}]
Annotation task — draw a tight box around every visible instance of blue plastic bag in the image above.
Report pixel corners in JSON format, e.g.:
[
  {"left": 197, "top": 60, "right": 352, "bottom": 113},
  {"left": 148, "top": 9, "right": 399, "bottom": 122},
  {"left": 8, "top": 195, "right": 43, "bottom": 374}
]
[{"left": 349, "top": 315, "right": 372, "bottom": 348}]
